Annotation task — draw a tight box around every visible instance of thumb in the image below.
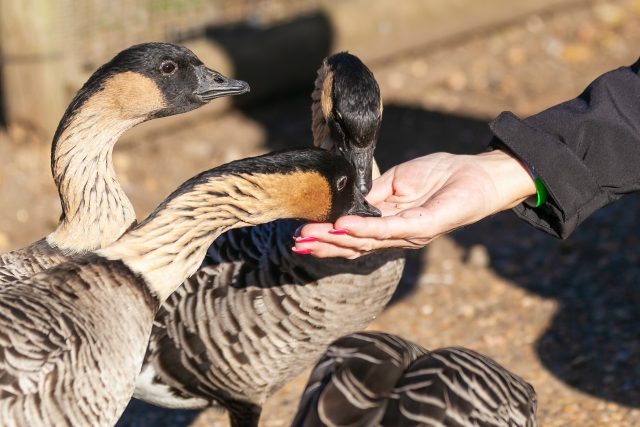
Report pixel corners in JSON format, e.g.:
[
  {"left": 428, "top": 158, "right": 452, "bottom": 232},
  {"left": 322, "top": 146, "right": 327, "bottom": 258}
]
[{"left": 365, "top": 170, "right": 395, "bottom": 205}]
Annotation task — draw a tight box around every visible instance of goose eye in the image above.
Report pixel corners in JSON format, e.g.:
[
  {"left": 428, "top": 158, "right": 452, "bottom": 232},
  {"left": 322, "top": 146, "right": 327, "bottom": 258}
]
[
  {"left": 336, "top": 176, "right": 348, "bottom": 191},
  {"left": 160, "top": 61, "right": 177, "bottom": 75}
]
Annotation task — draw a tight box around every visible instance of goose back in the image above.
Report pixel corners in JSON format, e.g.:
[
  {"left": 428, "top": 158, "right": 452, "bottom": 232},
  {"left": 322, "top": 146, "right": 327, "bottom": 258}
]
[
  {"left": 0, "top": 239, "right": 69, "bottom": 285},
  {"left": 292, "top": 332, "right": 538, "bottom": 427}
]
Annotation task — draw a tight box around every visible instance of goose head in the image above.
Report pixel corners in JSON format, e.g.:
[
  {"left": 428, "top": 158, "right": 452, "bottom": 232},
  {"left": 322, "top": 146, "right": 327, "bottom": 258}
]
[
  {"left": 227, "top": 148, "right": 382, "bottom": 221},
  {"left": 54, "top": 42, "right": 249, "bottom": 142},
  {"left": 311, "top": 52, "right": 382, "bottom": 196}
]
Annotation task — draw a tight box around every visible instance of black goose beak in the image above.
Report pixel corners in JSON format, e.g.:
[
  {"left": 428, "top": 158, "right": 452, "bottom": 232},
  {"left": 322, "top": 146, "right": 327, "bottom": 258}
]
[
  {"left": 346, "top": 188, "right": 381, "bottom": 217},
  {"left": 194, "top": 65, "right": 250, "bottom": 101},
  {"left": 344, "top": 146, "right": 375, "bottom": 196}
]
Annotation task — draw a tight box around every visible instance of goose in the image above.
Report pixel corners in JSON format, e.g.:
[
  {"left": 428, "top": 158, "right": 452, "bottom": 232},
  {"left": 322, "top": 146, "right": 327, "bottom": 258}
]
[
  {"left": 291, "top": 332, "right": 538, "bottom": 427},
  {"left": 134, "top": 52, "right": 405, "bottom": 427},
  {"left": 0, "top": 42, "right": 249, "bottom": 285},
  {"left": 0, "top": 148, "right": 376, "bottom": 427}
]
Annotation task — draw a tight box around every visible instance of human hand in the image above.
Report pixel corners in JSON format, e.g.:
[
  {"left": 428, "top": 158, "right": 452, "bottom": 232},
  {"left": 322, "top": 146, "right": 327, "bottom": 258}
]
[{"left": 292, "top": 149, "right": 537, "bottom": 258}]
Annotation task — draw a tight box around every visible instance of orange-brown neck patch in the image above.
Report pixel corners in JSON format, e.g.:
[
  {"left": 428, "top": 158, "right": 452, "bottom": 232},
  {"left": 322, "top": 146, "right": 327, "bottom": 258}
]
[
  {"left": 85, "top": 71, "right": 166, "bottom": 120},
  {"left": 256, "top": 171, "right": 332, "bottom": 222},
  {"left": 320, "top": 67, "right": 334, "bottom": 121}
]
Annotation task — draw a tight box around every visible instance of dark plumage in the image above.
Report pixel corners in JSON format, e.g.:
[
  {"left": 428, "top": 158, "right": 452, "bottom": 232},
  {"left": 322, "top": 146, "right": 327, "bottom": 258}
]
[
  {"left": 292, "top": 332, "right": 538, "bottom": 427},
  {"left": 326, "top": 52, "right": 382, "bottom": 150},
  {"left": 312, "top": 52, "right": 382, "bottom": 195}
]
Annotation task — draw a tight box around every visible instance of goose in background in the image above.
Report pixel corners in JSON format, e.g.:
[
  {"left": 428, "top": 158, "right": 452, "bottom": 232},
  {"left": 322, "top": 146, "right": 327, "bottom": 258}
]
[
  {"left": 0, "top": 148, "right": 375, "bottom": 427},
  {"left": 291, "top": 332, "right": 538, "bottom": 427},
  {"left": 311, "top": 52, "right": 383, "bottom": 195},
  {"left": 0, "top": 42, "right": 249, "bottom": 284},
  {"left": 134, "top": 52, "right": 405, "bottom": 427}
]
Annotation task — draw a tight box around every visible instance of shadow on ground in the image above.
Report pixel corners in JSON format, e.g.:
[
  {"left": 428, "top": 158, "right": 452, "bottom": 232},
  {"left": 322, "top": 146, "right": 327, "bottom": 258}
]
[{"left": 452, "top": 195, "right": 640, "bottom": 407}]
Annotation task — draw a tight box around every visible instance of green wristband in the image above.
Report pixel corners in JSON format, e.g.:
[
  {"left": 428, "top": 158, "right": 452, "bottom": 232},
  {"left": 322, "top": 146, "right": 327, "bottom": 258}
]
[
  {"left": 515, "top": 154, "right": 547, "bottom": 208},
  {"left": 533, "top": 177, "right": 548, "bottom": 208}
]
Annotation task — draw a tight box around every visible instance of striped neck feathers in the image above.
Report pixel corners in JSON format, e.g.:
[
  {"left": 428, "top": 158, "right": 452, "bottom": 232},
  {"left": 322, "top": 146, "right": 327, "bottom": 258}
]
[
  {"left": 311, "top": 60, "right": 333, "bottom": 152},
  {"left": 98, "top": 170, "right": 331, "bottom": 301},
  {"left": 48, "top": 72, "right": 166, "bottom": 253}
]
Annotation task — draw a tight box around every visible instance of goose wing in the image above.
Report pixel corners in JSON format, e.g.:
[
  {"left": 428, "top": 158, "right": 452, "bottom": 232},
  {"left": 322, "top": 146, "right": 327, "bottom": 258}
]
[
  {"left": 0, "top": 239, "right": 69, "bottom": 285},
  {"left": 384, "top": 347, "right": 537, "bottom": 427},
  {"left": 292, "top": 334, "right": 537, "bottom": 427},
  {"left": 291, "top": 332, "right": 426, "bottom": 427}
]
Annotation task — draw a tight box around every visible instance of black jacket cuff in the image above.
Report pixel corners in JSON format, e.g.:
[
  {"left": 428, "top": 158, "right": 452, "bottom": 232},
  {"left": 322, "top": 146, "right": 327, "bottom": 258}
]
[{"left": 489, "top": 112, "right": 609, "bottom": 238}]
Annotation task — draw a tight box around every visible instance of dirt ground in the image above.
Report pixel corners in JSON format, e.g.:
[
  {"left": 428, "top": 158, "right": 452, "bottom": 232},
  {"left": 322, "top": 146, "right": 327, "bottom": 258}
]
[{"left": 2, "top": 1, "right": 640, "bottom": 426}]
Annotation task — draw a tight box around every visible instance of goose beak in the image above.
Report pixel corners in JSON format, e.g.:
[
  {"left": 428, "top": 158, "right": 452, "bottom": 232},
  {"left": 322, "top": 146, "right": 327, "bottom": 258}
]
[
  {"left": 346, "top": 188, "right": 381, "bottom": 217},
  {"left": 344, "top": 146, "right": 375, "bottom": 196},
  {"left": 194, "top": 66, "right": 250, "bottom": 101}
]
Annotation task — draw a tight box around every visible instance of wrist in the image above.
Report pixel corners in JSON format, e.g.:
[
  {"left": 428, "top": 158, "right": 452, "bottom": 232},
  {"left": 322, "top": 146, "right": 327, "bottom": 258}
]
[{"left": 478, "top": 149, "right": 537, "bottom": 210}]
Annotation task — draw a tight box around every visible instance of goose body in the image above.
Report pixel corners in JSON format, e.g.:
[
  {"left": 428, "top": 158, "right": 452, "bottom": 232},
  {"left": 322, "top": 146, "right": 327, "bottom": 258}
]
[
  {"left": 292, "top": 332, "right": 538, "bottom": 427},
  {"left": 0, "top": 148, "right": 373, "bottom": 427},
  {"left": 134, "top": 52, "right": 405, "bottom": 427},
  {"left": 0, "top": 255, "right": 156, "bottom": 427},
  {"left": 139, "top": 221, "right": 403, "bottom": 413},
  {"left": 0, "top": 42, "right": 249, "bottom": 285}
]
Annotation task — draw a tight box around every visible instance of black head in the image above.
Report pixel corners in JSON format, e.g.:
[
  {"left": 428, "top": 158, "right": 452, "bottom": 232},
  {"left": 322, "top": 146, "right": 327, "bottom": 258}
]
[
  {"left": 53, "top": 42, "right": 249, "bottom": 145},
  {"left": 322, "top": 52, "right": 382, "bottom": 195}
]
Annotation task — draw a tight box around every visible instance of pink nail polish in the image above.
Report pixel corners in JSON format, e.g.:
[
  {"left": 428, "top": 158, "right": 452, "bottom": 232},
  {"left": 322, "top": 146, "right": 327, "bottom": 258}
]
[
  {"left": 292, "top": 247, "right": 313, "bottom": 255},
  {"left": 295, "top": 236, "right": 318, "bottom": 243},
  {"left": 328, "top": 229, "right": 348, "bottom": 235}
]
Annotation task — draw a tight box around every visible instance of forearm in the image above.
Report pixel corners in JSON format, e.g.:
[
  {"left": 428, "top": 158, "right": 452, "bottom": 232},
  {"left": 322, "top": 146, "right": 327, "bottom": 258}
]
[
  {"left": 490, "top": 58, "right": 640, "bottom": 238},
  {"left": 475, "top": 149, "right": 537, "bottom": 211}
]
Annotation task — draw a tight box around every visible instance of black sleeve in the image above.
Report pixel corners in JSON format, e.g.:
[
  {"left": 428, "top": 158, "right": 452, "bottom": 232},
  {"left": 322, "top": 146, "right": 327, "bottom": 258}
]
[{"left": 488, "top": 58, "right": 640, "bottom": 238}]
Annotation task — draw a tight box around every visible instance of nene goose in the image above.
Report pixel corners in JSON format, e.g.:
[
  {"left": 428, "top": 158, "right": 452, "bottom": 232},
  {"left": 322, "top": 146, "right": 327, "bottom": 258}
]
[
  {"left": 0, "top": 148, "right": 375, "bottom": 427},
  {"left": 291, "top": 332, "right": 538, "bottom": 427},
  {"left": 135, "top": 52, "right": 405, "bottom": 427},
  {"left": 0, "top": 42, "right": 249, "bottom": 284}
]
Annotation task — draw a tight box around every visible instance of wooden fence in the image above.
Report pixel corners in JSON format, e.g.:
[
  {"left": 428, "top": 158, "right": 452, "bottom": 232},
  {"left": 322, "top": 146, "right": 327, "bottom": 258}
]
[{"left": 0, "top": 0, "right": 320, "bottom": 136}]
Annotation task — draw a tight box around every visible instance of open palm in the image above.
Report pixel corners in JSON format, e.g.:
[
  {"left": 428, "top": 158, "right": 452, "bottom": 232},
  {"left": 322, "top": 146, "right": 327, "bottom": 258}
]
[{"left": 294, "top": 150, "right": 535, "bottom": 258}]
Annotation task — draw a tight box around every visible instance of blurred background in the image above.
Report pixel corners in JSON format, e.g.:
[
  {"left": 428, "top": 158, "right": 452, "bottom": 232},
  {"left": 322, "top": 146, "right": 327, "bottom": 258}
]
[{"left": 1, "top": 0, "right": 639, "bottom": 425}]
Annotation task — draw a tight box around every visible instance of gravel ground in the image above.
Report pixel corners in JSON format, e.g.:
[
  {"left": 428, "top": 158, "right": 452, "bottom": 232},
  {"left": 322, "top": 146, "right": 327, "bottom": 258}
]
[{"left": 2, "top": 0, "right": 640, "bottom": 426}]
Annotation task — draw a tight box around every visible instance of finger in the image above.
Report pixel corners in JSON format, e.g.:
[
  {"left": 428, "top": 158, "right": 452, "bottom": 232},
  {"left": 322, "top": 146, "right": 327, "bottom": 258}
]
[
  {"left": 333, "top": 214, "right": 422, "bottom": 240},
  {"left": 296, "top": 222, "right": 334, "bottom": 238},
  {"left": 294, "top": 241, "right": 365, "bottom": 259},
  {"left": 295, "top": 227, "right": 415, "bottom": 252},
  {"left": 293, "top": 233, "right": 422, "bottom": 258}
]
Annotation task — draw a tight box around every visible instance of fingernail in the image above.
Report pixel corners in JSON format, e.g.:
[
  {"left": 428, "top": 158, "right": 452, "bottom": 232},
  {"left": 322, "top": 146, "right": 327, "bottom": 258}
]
[
  {"left": 292, "top": 247, "right": 313, "bottom": 255},
  {"left": 328, "top": 229, "right": 348, "bottom": 235},
  {"left": 295, "top": 236, "right": 318, "bottom": 243}
]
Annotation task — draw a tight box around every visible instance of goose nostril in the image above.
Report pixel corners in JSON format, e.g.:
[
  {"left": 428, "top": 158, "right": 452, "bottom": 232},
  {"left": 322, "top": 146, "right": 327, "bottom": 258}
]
[{"left": 358, "top": 183, "right": 371, "bottom": 196}]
